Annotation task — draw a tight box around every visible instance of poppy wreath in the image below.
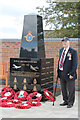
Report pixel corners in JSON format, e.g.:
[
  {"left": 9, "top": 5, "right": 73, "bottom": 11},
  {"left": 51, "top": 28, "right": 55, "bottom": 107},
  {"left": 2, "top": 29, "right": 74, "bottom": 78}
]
[
  {"left": 0, "top": 101, "right": 14, "bottom": 108},
  {"left": 0, "top": 87, "right": 12, "bottom": 97},
  {"left": 44, "top": 90, "right": 56, "bottom": 102},
  {"left": 1, "top": 87, "right": 12, "bottom": 93},
  {"left": 0, "top": 101, "right": 2, "bottom": 106},
  {"left": 0, "top": 90, "right": 2, "bottom": 97},
  {"left": 14, "top": 90, "right": 28, "bottom": 101},
  {"left": 14, "top": 103, "right": 31, "bottom": 109},
  {"left": 2, "top": 88, "right": 15, "bottom": 100},
  {"left": 12, "top": 99, "right": 22, "bottom": 104},
  {"left": 27, "top": 92, "right": 42, "bottom": 102},
  {"left": 0, "top": 97, "right": 9, "bottom": 102},
  {"left": 28, "top": 101, "right": 41, "bottom": 107}
]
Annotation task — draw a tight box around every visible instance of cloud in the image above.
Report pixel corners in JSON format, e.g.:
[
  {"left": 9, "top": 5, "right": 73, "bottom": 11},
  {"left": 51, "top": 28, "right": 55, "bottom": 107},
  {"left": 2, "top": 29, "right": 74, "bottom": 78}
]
[
  {"left": 0, "top": 0, "right": 49, "bottom": 39},
  {"left": 0, "top": 15, "right": 23, "bottom": 39},
  {"left": 0, "top": 15, "right": 18, "bottom": 28},
  {"left": 0, "top": 0, "right": 47, "bottom": 16}
]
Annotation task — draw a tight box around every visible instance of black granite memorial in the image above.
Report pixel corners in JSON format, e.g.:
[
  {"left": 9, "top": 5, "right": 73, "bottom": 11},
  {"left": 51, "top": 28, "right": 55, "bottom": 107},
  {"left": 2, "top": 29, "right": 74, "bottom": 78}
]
[
  {"left": 10, "top": 15, "right": 60, "bottom": 100},
  {"left": 10, "top": 58, "right": 53, "bottom": 93},
  {"left": 20, "top": 15, "right": 45, "bottom": 58}
]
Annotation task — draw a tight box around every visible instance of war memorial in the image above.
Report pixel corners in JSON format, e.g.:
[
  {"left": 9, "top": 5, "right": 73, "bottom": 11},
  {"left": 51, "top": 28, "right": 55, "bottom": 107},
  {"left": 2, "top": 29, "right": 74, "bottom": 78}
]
[{"left": 10, "top": 15, "right": 55, "bottom": 100}]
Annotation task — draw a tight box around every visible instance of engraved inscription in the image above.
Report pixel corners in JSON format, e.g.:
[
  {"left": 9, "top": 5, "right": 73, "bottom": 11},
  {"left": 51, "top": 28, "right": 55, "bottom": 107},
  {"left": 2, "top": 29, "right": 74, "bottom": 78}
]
[{"left": 41, "top": 81, "right": 53, "bottom": 86}]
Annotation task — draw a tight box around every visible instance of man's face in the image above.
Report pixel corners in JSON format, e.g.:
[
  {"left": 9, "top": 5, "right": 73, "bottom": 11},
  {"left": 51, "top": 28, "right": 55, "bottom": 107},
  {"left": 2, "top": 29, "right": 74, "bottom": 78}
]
[{"left": 62, "top": 40, "right": 70, "bottom": 49}]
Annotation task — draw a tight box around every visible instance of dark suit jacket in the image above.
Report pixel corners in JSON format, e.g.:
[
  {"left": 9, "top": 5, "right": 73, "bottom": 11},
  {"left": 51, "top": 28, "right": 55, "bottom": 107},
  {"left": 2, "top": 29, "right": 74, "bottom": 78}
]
[{"left": 57, "top": 47, "right": 78, "bottom": 80}]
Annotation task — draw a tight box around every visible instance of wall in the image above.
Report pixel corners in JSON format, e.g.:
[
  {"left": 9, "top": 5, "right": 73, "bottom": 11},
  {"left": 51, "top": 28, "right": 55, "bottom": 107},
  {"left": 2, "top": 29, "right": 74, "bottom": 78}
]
[{"left": 0, "top": 40, "right": 21, "bottom": 83}]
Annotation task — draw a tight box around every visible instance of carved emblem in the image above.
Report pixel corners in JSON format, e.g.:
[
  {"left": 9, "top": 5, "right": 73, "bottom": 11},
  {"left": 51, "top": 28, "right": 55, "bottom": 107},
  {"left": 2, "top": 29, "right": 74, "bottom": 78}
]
[{"left": 24, "top": 32, "right": 35, "bottom": 42}]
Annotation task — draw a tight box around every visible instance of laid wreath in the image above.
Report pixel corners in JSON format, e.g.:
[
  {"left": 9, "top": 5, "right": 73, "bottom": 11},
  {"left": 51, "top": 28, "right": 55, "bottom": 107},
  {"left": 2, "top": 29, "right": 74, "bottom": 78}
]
[
  {"left": 0, "top": 90, "right": 2, "bottom": 97},
  {"left": 0, "top": 101, "right": 14, "bottom": 108},
  {"left": 14, "top": 103, "right": 31, "bottom": 109},
  {"left": 12, "top": 99, "right": 22, "bottom": 104},
  {"left": 1, "top": 87, "right": 12, "bottom": 93},
  {"left": 0, "top": 97, "right": 9, "bottom": 102},
  {"left": 2, "top": 89, "right": 15, "bottom": 100},
  {"left": 29, "top": 101, "right": 41, "bottom": 107},
  {"left": 27, "top": 92, "right": 42, "bottom": 102},
  {"left": 44, "top": 90, "right": 56, "bottom": 102},
  {"left": 14, "top": 90, "right": 28, "bottom": 101},
  {"left": 0, "top": 87, "right": 13, "bottom": 97}
]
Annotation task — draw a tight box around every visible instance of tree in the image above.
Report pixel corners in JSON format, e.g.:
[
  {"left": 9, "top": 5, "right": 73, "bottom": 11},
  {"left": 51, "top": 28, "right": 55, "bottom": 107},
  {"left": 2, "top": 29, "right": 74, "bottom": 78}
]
[{"left": 36, "top": 1, "right": 80, "bottom": 38}]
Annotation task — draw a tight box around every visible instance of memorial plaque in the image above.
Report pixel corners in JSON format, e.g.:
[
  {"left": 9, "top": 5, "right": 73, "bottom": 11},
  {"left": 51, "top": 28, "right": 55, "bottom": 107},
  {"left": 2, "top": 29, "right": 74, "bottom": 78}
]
[{"left": 10, "top": 58, "right": 53, "bottom": 94}]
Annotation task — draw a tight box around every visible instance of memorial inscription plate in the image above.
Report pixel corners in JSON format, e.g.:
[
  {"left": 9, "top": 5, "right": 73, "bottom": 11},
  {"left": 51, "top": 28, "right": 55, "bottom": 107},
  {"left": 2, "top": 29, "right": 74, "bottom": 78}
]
[{"left": 10, "top": 58, "right": 53, "bottom": 93}]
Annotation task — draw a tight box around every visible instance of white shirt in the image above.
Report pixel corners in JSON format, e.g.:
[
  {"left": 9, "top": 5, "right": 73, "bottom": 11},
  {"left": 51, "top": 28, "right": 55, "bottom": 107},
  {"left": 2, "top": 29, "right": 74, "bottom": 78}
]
[{"left": 59, "top": 46, "right": 70, "bottom": 71}]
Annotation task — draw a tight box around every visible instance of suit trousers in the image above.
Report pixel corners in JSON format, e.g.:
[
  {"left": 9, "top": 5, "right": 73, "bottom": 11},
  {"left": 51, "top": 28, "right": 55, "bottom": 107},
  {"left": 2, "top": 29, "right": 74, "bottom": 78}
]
[{"left": 60, "top": 71, "right": 75, "bottom": 105}]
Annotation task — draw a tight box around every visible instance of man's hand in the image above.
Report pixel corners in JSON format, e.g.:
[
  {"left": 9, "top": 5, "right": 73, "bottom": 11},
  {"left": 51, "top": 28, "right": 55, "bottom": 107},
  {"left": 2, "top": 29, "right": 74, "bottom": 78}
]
[
  {"left": 67, "top": 74, "right": 73, "bottom": 79},
  {"left": 69, "top": 75, "right": 73, "bottom": 79}
]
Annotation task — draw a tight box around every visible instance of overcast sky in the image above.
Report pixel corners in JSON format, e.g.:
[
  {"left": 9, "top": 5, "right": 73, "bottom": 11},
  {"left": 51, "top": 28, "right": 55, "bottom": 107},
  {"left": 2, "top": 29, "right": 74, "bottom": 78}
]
[{"left": 0, "top": 0, "right": 49, "bottom": 39}]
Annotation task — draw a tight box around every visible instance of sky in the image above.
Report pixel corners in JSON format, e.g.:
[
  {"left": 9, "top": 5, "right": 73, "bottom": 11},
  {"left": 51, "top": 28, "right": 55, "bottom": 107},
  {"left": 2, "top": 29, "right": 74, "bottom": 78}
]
[{"left": 0, "top": 0, "right": 49, "bottom": 39}]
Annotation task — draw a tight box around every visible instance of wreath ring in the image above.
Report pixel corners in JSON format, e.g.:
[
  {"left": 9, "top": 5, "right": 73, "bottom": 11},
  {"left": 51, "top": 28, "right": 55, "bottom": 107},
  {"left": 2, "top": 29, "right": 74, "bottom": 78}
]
[
  {"left": 44, "top": 90, "right": 56, "bottom": 102},
  {"left": 0, "top": 101, "right": 14, "bottom": 108},
  {"left": 27, "top": 92, "right": 42, "bottom": 102},
  {"left": 14, "top": 90, "right": 28, "bottom": 101},
  {"left": 14, "top": 103, "right": 31, "bottom": 109},
  {"left": 2, "top": 89, "right": 15, "bottom": 100}
]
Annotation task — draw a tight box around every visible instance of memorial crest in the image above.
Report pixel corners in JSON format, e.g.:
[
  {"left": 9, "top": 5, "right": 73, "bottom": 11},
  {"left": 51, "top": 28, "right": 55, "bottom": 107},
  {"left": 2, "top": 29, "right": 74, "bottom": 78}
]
[{"left": 24, "top": 32, "right": 35, "bottom": 42}]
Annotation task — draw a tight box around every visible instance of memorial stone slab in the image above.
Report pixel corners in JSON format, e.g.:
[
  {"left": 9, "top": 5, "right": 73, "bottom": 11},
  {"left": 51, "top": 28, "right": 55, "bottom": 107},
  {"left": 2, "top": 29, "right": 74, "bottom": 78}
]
[{"left": 10, "top": 15, "right": 61, "bottom": 101}]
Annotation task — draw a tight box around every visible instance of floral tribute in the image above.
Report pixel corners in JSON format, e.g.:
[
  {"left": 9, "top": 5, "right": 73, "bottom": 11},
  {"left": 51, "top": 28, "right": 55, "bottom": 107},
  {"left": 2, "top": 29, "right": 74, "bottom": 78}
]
[
  {"left": 14, "top": 90, "right": 28, "bottom": 101},
  {"left": 0, "top": 87, "right": 56, "bottom": 109},
  {"left": 14, "top": 103, "right": 31, "bottom": 109},
  {"left": 44, "top": 90, "right": 56, "bottom": 102},
  {"left": 27, "top": 92, "right": 42, "bottom": 106}
]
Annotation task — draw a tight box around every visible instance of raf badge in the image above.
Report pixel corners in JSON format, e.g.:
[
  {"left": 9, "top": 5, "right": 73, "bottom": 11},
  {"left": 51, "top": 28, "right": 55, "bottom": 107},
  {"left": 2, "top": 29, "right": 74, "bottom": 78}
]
[
  {"left": 67, "top": 52, "right": 72, "bottom": 60},
  {"left": 24, "top": 32, "right": 35, "bottom": 42}
]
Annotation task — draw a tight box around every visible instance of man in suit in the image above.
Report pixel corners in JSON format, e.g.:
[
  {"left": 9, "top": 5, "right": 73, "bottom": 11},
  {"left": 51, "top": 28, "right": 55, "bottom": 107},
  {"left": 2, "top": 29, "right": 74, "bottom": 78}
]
[{"left": 57, "top": 37, "right": 78, "bottom": 108}]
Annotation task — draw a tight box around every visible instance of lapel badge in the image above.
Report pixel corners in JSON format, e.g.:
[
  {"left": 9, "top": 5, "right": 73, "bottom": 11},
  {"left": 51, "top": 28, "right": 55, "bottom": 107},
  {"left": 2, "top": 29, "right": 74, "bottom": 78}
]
[{"left": 67, "top": 52, "right": 71, "bottom": 60}]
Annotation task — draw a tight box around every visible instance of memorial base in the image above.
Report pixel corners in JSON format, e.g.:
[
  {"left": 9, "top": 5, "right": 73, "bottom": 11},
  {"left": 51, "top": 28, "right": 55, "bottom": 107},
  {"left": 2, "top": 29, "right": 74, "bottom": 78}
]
[{"left": 10, "top": 58, "right": 55, "bottom": 101}]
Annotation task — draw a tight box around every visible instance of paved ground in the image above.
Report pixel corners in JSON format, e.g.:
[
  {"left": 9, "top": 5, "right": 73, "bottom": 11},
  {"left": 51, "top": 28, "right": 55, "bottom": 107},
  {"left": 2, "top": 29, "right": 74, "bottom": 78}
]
[{"left": 0, "top": 85, "right": 79, "bottom": 119}]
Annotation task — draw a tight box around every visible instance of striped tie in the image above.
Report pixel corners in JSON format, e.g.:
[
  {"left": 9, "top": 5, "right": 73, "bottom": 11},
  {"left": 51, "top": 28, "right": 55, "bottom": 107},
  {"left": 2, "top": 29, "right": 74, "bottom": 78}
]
[{"left": 59, "top": 49, "right": 66, "bottom": 68}]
